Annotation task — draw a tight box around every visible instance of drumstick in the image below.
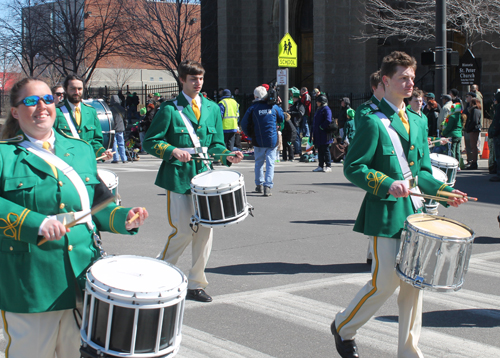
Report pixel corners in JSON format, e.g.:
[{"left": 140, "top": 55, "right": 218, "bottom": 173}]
[
  {"left": 96, "top": 152, "right": 116, "bottom": 161},
  {"left": 127, "top": 207, "right": 146, "bottom": 224},
  {"left": 191, "top": 157, "right": 216, "bottom": 161},
  {"left": 429, "top": 139, "right": 449, "bottom": 144},
  {"left": 211, "top": 153, "right": 250, "bottom": 157},
  {"left": 38, "top": 197, "right": 115, "bottom": 246},
  {"left": 409, "top": 192, "right": 449, "bottom": 202},
  {"left": 436, "top": 191, "right": 478, "bottom": 201}
]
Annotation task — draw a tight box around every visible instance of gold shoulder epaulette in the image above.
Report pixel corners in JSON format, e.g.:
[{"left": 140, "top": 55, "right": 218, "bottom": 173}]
[
  {"left": 57, "top": 129, "right": 89, "bottom": 144},
  {"left": 82, "top": 102, "right": 93, "bottom": 108},
  {"left": 0, "top": 134, "right": 24, "bottom": 143}
]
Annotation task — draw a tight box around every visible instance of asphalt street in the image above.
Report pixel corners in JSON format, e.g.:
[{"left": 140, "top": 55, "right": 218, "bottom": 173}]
[{"left": 1, "top": 153, "right": 499, "bottom": 358}]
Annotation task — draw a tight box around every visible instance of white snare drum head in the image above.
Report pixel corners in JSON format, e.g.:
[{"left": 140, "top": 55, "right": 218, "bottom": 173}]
[
  {"left": 431, "top": 166, "right": 448, "bottom": 183},
  {"left": 429, "top": 153, "right": 459, "bottom": 167},
  {"left": 89, "top": 255, "right": 184, "bottom": 294},
  {"left": 191, "top": 170, "right": 242, "bottom": 188},
  {"left": 97, "top": 169, "right": 118, "bottom": 188},
  {"left": 407, "top": 214, "right": 472, "bottom": 238}
]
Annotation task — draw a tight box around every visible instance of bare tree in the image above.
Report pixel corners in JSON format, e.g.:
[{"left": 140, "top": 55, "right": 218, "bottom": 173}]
[
  {"left": 0, "top": 0, "right": 51, "bottom": 76},
  {"left": 356, "top": 0, "right": 500, "bottom": 49},
  {"left": 38, "top": 0, "right": 128, "bottom": 83},
  {"left": 117, "top": 0, "right": 201, "bottom": 86}
]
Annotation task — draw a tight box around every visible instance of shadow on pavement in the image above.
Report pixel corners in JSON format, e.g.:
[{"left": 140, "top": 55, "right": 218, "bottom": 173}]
[
  {"left": 206, "top": 262, "right": 370, "bottom": 275},
  {"left": 290, "top": 219, "right": 356, "bottom": 226},
  {"left": 473, "top": 236, "right": 500, "bottom": 244},
  {"left": 377, "top": 309, "right": 500, "bottom": 328}
]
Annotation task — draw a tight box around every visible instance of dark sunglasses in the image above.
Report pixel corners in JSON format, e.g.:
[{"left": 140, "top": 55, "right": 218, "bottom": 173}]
[
  {"left": 55, "top": 92, "right": 65, "bottom": 96},
  {"left": 16, "top": 94, "right": 55, "bottom": 107}
]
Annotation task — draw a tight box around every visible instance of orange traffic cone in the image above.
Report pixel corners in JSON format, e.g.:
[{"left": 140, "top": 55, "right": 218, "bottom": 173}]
[{"left": 481, "top": 133, "right": 490, "bottom": 159}]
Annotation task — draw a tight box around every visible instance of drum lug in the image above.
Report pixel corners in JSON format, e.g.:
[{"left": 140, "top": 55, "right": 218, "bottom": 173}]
[
  {"left": 248, "top": 204, "right": 255, "bottom": 217},
  {"left": 414, "top": 276, "right": 424, "bottom": 289},
  {"left": 190, "top": 216, "right": 200, "bottom": 233}
]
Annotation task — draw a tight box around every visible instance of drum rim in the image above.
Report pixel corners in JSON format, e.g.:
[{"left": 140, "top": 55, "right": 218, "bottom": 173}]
[
  {"left": 430, "top": 153, "right": 460, "bottom": 166},
  {"left": 194, "top": 207, "right": 250, "bottom": 227},
  {"left": 191, "top": 169, "right": 244, "bottom": 191},
  {"left": 404, "top": 213, "right": 475, "bottom": 243},
  {"left": 395, "top": 265, "right": 465, "bottom": 292},
  {"left": 86, "top": 255, "right": 188, "bottom": 301}
]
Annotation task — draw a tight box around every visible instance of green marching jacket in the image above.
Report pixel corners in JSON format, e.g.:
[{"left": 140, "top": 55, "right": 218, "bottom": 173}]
[
  {"left": 344, "top": 98, "right": 454, "bottom": 239},
  {"left": 0, "top": 132, "right": 137, "bottom": 313},
  {"left": 54, "top": 99, "right": 106, "bottom": 158},
  {"left": 143, "top": 93, "right": 232, "bottom": 194}
]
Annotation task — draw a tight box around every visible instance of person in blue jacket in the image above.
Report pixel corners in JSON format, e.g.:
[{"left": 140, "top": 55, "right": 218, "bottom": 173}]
[
  {"left": 312, "top": 95, "right": 333, "bottom": 172},
  {"left": 240, "top": 86, "right": 284, "bottom": 196}
]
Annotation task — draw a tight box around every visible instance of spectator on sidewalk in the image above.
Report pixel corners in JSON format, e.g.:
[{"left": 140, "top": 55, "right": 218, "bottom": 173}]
[
  {"left": 109, "top": 94, "right": 128, "bottom": 163},
  {"left": 240, "top": 86, "right": 284, "bottom": 196},
  {"left": 312, "top": 95, "right": 333, "bottom": 172}
]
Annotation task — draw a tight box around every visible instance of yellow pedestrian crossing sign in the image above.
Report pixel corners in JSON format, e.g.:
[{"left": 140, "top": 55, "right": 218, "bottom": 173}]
[{"left": 278, "top": 33, "right": 297, "bottom": 68}]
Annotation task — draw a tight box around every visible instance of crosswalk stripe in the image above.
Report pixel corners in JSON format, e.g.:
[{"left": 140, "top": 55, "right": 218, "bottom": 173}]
[
  {"left": 230, "top": 291, "right": 500, "bottom": 358},
  {"left": 177, "top": 326, "right": 275, "bottom": 358}
]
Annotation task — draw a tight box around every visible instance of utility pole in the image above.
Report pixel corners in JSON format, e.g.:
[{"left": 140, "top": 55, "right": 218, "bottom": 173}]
[
  {"left": 435, "top": 0, "right": 446, "bottom": 98},
  {"left": 279, "top": 0, "right": 289, "bottom": 109}
]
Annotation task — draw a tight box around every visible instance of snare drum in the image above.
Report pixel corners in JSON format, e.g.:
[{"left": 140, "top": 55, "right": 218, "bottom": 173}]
[
  {"left": 424, "top": 167, "right": 448, "bottom": 215},
  {"left": 429, "top": 153, "right": 459, "bottom": 186},
  {"left": 190, "top": 170, "right": 252, "bottom": 228},
  {"left": 80, "top": 255, "right": 187, "bottom": 357},
  {"left": 98, "top": 169, "right": 120, "bottom": 205},
  {"left": 396, "top": 214, "right": 475, "bottom": 292}
]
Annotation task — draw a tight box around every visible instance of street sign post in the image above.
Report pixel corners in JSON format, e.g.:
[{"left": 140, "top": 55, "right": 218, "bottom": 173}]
[
  {"left": 278, "top": 33, "right": 297, "bottom": 68},
  {"left": 277, "top": 69, "right": 287, "bottom": 85}
]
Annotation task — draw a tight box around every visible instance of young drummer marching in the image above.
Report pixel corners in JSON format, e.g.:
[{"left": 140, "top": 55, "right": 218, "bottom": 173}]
[
  {"left": 143, "top": 60, "right": 243, "bottom": 303},
  {"left": 331, "top": 51, "right": 468, "bottom": 358}
]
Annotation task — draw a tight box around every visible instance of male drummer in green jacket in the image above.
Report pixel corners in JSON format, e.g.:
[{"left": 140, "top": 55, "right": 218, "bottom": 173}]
[
  {"left": 353, "top": 70, "right": 385, "bottom": 129},
  {"left": 54, "top": 74, "right": 113, "bottom": 160},
  {"left": 143, "top": 60, "right": 243, "bottom": 303},
  {"left": 331, "top": 51, "right": 468, "bottom": 358}
]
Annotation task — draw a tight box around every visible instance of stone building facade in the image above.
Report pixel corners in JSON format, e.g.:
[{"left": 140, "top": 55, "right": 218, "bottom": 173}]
[{"left": 201, "top": 0, "right": 500, "bottom": 107}]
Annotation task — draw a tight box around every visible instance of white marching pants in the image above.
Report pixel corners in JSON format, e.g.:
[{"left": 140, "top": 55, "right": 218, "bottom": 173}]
[
  {"left": 1, "top": 309, "right": 80, "bottom": 358},
  {"left": 335, "top": 236, "right": 424, "bottom": 358},
  {"left": 158, "top": 191, "right": 213, "bottom": 290}
]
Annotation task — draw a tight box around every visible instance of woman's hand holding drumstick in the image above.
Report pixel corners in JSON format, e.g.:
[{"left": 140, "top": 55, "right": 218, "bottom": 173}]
[{"left": 125, "top": 207, "right": 148, "bottom": 230}]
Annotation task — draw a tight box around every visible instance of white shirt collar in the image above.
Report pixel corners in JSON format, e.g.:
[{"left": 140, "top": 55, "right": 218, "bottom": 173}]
[
  {"left": 182, "top": 91, "right": 201, "bottom": 109},
  {"left": 25, "top": 129, "right": 56, "bottom": 151},
  {"left": 66, "top": 100, "right": 81, "bottom": 113},
  {"left": 383, "top": 98, "right": 405, "bottom": 114}
]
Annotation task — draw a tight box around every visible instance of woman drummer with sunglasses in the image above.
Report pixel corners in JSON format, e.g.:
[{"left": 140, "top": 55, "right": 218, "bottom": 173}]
[{"left": 0, "top": 78, "right": 148, "bottom": 358}]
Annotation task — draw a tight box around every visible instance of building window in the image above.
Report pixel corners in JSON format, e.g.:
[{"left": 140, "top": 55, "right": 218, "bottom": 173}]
[
  {"left": 159, "top": 77, "right": 163, "bottom": 81},
  {"left": 150, "top": 77, "right": 154, "bottom": 81}
]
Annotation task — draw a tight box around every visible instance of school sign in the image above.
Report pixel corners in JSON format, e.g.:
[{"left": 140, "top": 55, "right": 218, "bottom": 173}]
[{"left": 278, "top": 33, "right": 297, "bottom": 68}]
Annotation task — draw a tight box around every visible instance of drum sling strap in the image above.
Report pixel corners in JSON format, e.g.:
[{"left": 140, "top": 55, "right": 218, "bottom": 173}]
[
  {"left": 19, "top": 140, "right": 94, "bottom": 229},
  {"left": 374, "top": 112, "right": 424, "bottom": 211},
  {"left": 174, "top": 100, "right": 211, "bottom": 170},
  {"left": 60, "top": 105, "right": 80, "bottom": 139}
]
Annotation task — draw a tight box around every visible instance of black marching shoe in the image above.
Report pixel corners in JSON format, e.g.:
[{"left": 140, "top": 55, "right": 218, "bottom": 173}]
[
  {"left": 464, "top": 163, "right": 478, "bottom": 170},
  {"left": 331, "top": 322, "right": 359, "bottom": 358},
  {"left": 186, "top": 289, "right": 213, "bottom": 302}
]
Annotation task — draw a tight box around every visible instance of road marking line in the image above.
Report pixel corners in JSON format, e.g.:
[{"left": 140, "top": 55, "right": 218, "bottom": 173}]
[
  {"left": 177, "top": 326, "right": 275, "bottom": 358},
  {"left": 231, "top": 291, "right": 500, "bottom": 358}
]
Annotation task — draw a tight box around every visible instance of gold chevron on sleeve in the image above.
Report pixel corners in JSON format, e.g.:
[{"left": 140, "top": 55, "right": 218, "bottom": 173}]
[
  {"left": 154, "top": 143, "right": 171, "bottom": 159},
  {"left": 367, "top": 171, "right": 388, "bottom": 196}
]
